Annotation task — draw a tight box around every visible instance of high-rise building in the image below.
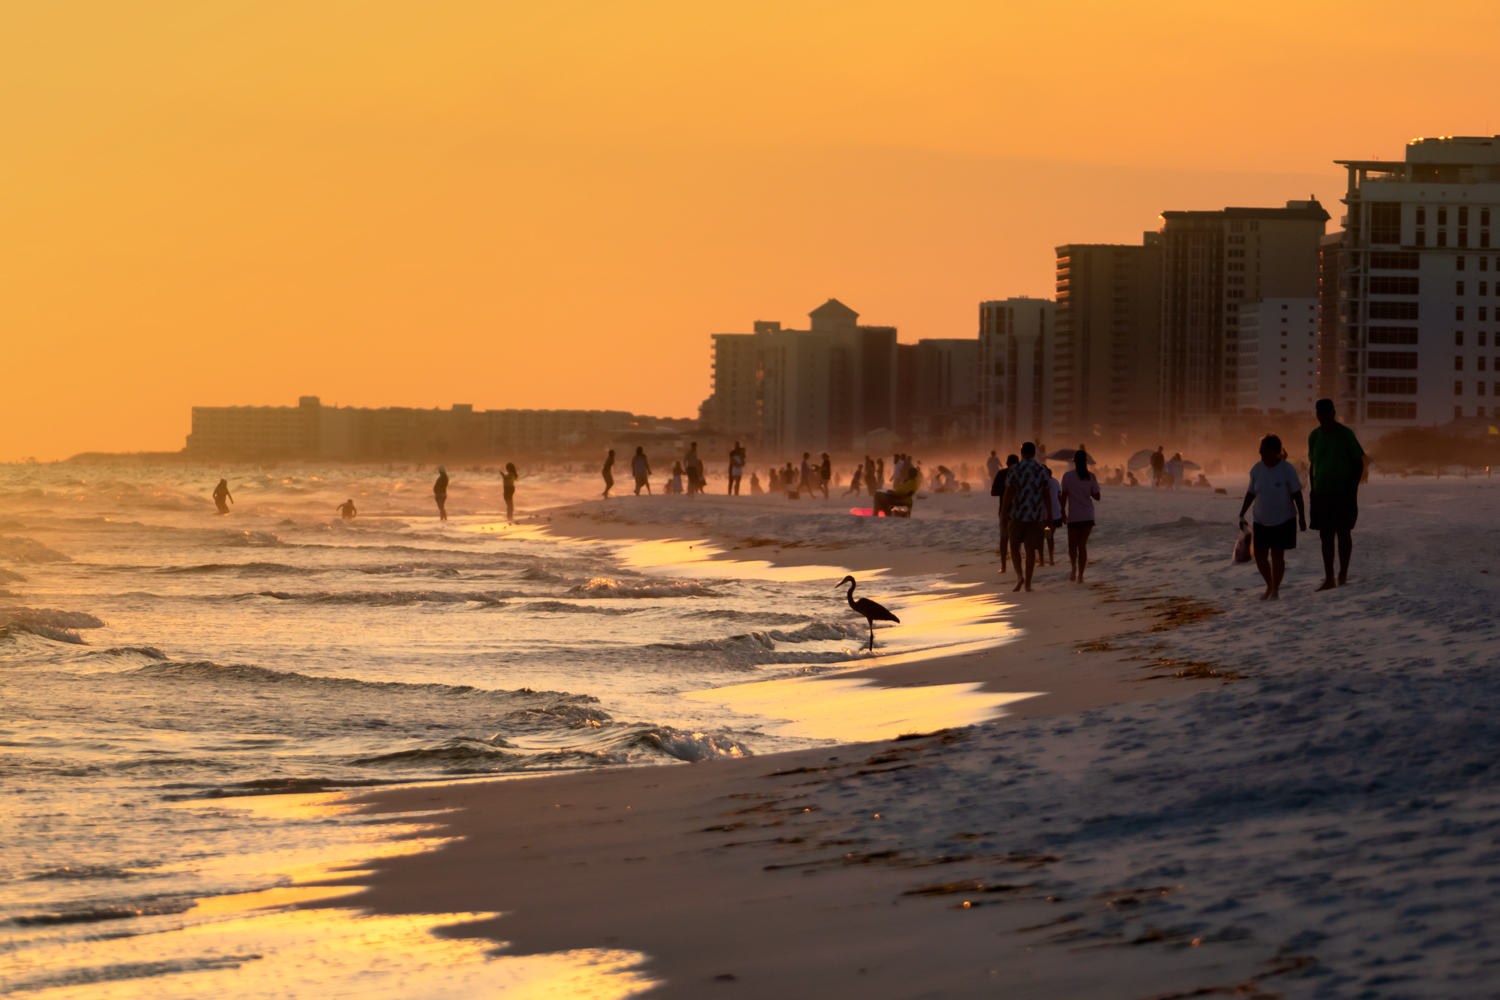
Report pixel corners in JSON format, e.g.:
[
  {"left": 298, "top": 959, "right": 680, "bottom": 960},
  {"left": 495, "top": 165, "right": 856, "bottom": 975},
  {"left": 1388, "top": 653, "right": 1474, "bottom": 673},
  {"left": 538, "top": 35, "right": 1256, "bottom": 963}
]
[
  {"left": 1158, "top": 201, "right": 1328, "bottom": 439},
  {"left": 697, "top": 300, "right": 898, "bottom": 454},
  {"left": 1318, "top": 233, "right": 1344, "bottom": 401},
  {"left": 1237, "top": 299, "right": 1320, "bottom": 415},
  {"left": 978, "top": 297, "right": 1053, "bottom": 449},
  {"left": 1052, "top": 238, "right": 1162, "bottom": 447},
  {"left": 895, "top": 339, "right": 981, "bottom": 444},
  {"left": 1334, "top": 136, "right": 1500, "bottom": 426}
]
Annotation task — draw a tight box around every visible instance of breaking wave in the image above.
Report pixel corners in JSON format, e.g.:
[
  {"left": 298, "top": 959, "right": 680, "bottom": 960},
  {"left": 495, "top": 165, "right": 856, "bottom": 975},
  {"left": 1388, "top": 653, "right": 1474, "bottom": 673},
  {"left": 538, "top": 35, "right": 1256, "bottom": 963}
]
[
  {"left": 0, "top": 536, "right": 72, "bottom": 564},
  {"left": 245, "top": 590, "right": 517, "bottom": 606},
  {"left": 568, "top": 576, "right": 721, "bottom": 598},
  {"left": 0, "top": 606, "right": 107, "bottom": 630},
  {"left": 132, "top": 658, "right": 601, "bottom": 706}
]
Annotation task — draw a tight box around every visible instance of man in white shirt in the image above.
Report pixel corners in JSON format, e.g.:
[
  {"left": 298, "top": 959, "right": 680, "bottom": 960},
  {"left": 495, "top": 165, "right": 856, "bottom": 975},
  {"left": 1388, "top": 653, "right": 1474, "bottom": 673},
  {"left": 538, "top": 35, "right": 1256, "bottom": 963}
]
[{"left": 1236, "top": 434, "right": 1306, "bottom": 601}]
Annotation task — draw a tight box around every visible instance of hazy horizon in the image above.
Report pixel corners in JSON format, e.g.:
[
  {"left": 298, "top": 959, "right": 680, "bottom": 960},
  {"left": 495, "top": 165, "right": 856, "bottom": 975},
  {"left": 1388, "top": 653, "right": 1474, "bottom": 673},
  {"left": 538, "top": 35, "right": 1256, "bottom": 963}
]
[{"left": 6, "top": 1, "right": 1498, "bottom": 461}]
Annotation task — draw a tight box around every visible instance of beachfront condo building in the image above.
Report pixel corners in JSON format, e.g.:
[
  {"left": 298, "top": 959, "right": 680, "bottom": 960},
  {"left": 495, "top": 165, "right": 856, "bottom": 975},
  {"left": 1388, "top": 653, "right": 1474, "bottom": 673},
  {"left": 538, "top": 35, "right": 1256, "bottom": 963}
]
[
  {"left": 1158, "top": 200, "right": 1329, "bottom": 440},
  {"left": 978, "top": 297, "right": 1054, "bottom": 450},
  {"left": 1052, "top": 239, "right": 1163, "bottom": 448},
  {"left": 699, "top": 299, "right": 899, "bottom": 455},
  {"left": 1334, "top": 136, "right": 1500, "bottom": 428},
  {"left": 1237, "top": 298, "right": 1320, "bottom": 415},
  {"left": 895, "top": 338, "right": 981, "bottom": 443},
  {"left": 186, "top": 397, "right": 639, "bottom": 460}
]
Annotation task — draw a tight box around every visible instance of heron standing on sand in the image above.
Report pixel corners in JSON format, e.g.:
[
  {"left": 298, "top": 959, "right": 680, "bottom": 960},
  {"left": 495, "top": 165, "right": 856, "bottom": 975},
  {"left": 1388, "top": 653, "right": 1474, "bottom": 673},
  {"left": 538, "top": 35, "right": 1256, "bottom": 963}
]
[{"left": 836, "top": 575, "right": 900, "bottom": 651}]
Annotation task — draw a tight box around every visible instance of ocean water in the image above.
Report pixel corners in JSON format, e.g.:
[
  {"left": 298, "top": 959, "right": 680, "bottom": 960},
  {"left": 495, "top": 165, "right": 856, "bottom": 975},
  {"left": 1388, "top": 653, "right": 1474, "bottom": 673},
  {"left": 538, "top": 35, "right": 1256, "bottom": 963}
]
[{"left": 0, "top": 463, "right": 1015, "bottom": 997}]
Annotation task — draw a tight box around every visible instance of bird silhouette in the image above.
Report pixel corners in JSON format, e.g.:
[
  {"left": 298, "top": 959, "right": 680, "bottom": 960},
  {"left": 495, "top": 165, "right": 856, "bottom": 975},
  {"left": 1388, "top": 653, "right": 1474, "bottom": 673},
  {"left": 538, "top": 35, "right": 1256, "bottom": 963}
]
[{"left": 836, "top": 575, "right": 900, "bottom": 651}]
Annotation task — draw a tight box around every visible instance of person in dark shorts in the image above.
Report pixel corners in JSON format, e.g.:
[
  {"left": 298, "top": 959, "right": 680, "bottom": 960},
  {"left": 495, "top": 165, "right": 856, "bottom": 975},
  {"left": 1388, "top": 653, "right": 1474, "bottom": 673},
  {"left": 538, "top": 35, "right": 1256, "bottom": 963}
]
[
  {"left": 1000, "top": 442, "right": 1054, "bottom": 593},
  {"left": 1307, "top": 399, "right": 1369, "bottom": 591},
  {"left": 990, "top": 453, "right": 1018, "bottom": 568},
  {"left": 1060, "top": 449, "right": 1101, "bottom": 584},
  {"left": 1237, "top": 434, "right": 1305, "bottom": 601}
]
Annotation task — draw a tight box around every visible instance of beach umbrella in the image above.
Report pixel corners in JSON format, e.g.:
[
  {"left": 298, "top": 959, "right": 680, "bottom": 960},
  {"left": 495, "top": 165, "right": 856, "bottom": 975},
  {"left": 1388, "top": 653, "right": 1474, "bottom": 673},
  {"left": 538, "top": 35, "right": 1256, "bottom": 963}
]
[
  {"left": 1127, "top": 449, "right": 1154, "bottom": 470},
  {"left": 1045, "top": 448, "right": 1097, "bottom": 465},
  {"left": 1182, "top": 460, "right": 1202, "bottom": 471}
]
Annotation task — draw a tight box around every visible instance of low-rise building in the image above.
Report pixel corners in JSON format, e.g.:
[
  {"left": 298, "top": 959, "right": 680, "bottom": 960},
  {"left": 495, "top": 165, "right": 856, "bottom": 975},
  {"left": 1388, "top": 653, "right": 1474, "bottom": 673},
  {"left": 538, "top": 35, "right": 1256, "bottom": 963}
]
[{"left": 186, "top": 397, "right": 637, "bottom": 460}]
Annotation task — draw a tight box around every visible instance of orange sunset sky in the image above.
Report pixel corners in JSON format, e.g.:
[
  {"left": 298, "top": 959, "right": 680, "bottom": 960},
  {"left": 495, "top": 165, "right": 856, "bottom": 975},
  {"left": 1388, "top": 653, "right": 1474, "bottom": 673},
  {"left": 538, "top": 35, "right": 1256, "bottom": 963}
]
[{"left": 4, "top": 1, "right": 1498, "bottom": 461}]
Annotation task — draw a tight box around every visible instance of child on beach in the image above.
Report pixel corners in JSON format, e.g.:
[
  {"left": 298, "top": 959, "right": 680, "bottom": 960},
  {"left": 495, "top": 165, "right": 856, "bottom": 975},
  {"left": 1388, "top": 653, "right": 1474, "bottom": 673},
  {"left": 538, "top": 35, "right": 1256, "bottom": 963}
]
[
  {"left": 667, "top": 462, "right": 684, "bottom": 494},
  {"left": 1237, "top": 434, "right": 1306, "bottom": 601},
  {"left": 1044, "top": 466, "right": 1061, "bottom": 565},
  {"left": 843, "top": 464, "right": 864, "bottom": 496}
]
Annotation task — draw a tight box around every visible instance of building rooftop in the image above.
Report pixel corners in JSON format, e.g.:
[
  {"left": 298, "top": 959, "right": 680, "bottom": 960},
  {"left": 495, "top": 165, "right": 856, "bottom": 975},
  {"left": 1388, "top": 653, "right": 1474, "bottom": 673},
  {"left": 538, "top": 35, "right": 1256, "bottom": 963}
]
[
  {"left": 1160, "top": 200, "right": 1330, "bottom": 223},
  {"left": 809, "top": 298, "right": 859, "bottom": 321}
]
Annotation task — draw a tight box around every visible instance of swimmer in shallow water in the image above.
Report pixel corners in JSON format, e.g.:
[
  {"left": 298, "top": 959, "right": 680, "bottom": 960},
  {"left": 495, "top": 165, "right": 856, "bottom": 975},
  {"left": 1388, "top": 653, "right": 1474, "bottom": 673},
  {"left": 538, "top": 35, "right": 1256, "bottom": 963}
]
[
  {"left": 212, "top": 479, "right": 233, "bottom": 515},
  {"left": 337, "top": 499, "right": 357, "bottom": 520}
]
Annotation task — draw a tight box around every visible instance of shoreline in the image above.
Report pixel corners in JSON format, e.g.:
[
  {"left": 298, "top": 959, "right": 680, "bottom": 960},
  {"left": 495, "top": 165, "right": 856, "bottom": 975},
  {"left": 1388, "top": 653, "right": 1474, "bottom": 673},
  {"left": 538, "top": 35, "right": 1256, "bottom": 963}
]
[{"left": 337, "top": 492, "right": 1222, "bottom": 996}]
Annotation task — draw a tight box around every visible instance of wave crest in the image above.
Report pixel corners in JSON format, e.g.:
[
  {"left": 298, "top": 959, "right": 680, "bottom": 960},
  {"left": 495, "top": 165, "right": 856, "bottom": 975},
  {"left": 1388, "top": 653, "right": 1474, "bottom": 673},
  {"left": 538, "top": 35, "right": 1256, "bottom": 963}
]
[{"left": 568, "top": 576, "right": 721, "bottom": 599}]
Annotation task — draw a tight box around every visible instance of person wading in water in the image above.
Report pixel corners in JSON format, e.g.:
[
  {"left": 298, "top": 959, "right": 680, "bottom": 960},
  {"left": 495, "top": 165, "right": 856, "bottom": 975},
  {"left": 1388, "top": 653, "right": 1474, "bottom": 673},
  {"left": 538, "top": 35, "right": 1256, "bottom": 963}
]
[
  {"left": 433, "top": 466, "right": 449, "bottom": 521},
  {"left": 212, "top": 479, "right": 234, "bottom": 515}
]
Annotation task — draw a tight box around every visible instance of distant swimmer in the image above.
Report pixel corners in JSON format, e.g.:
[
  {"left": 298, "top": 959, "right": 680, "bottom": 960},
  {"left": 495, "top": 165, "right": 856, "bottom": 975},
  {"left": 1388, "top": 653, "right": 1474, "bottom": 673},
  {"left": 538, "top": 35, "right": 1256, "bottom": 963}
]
[
  {"left": 433, "top": 466, "right": 449, "bottom": 521},
  {"left": 602, "top": 449, "right": 616, "bottom": 499},
  {"left": 501, "top": 463, "right": 518, "bottom": 521},
  {"left": 337, "top": 499, "right": 357, "bottom": 520},
  {"left": 212, "top": 479, "right": 234, "bottom": 515}
]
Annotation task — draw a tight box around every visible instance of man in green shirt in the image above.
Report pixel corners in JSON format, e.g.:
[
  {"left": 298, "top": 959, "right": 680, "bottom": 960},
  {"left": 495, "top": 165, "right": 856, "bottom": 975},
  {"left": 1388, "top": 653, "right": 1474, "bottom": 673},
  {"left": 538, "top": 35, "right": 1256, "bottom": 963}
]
[{"left": 1307, "top": 398, "right": 1370, "bottom": 591}]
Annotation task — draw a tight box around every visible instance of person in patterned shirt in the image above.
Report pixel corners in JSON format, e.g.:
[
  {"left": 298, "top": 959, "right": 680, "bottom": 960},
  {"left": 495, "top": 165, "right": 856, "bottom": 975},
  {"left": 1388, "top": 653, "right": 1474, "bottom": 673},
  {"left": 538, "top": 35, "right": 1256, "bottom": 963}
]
[{"left": 1000, "top": 441, "right": 1056, "bottom": 593}]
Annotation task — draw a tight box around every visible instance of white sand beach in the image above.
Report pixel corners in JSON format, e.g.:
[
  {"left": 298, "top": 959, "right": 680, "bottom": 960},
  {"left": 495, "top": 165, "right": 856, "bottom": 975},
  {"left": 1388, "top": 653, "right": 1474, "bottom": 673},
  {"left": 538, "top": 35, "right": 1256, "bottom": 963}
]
[{"left": 344, "top": 474, "right": 1500, "bottom": 998}]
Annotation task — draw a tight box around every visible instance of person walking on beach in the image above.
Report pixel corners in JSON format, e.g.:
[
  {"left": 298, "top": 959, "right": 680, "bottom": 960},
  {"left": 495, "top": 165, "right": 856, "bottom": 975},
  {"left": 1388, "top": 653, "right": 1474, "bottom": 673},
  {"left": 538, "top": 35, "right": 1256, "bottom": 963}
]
[
  {"left": 728, "top": 442, "right": 745, "bottom": 495},
  {"left": 212, "top": 479, "right": 234, "bottom": 515},
  {"left": 1307, "top": 398, "right": 1369, "bottom": 591},
  {"left": 631, "top": 446, "right": 652, "bottom": 495},
  {"left": 433, "top": 466, "right": 449, "bottom": 521},
  {"left": 1150, "top": 446, "right": 1165, "bottom": 488},
  {"left": 991, "top": 454, "right": 1018, "bottom": 570},
  {"left": 601, "top": 449, "right": 615, "bottom": 499},
  {"left": 818, "top": 453, "right": 832, "bottom": 499},
  {"left": 799, "top": 453, "right": 813, "bottom": 494},
  {"left": 337, "top": 499, "right": 357, "bottom": 520},
  {"left": 1001, "top": 442, "right": 1054, "bottom": 593},
  {"left": 843, "top": 463, "right": 864, "bottom": 497},
  {"left": 986, "top": 450, "right": 1001, "bottom": 481},
  {"left": 1163, "top": 453, "right": 1183, "bottom": 490},
  {"left": 1044, "top": 465, "right": 1061, "bottom": 565},
  {"left": 1238, "top": 434, "right": 1305, "bottom": 601},
  {"left": 501, "top": 463, "right": 519, "bottom": 521},
  {"left": 667, "top": 461, "right": 684, "bottom": 494},
  {"left": 864, "top": 455, "right": 877, "bottom": 497},
  {"left": 1060, "top": 449, "right": 1100, "bottom": 583},
  {"left": 875, "top": 457, "right": 885, "bottom": 491}
]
